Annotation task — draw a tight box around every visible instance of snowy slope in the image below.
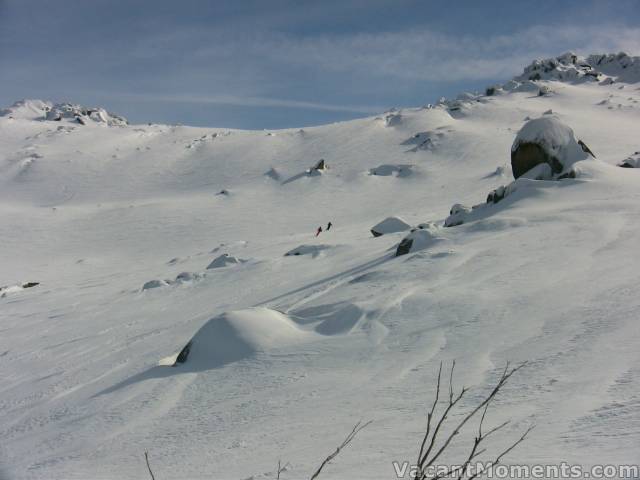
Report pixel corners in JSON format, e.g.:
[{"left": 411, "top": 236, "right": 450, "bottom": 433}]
[{"left": 1, "top": 54, "right": 640, "bottom": 480}]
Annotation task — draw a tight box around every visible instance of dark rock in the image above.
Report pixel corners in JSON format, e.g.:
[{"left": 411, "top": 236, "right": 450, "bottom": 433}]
[
  {"left": 312, "top": 159, "right": 326, "bottom": 171},
  {"left": 619, "top": 162, "right": 635, "bottom": 168},
  {"left": 578, "top": 140, "right": 596, "bottom": 158},
  {"left": 174, "top": 341, "right": 192, "bottom": 365},
  {"left": 486, "top": 186, "right": 507, "bottom": 204},
  {"left": 21, "top": 282, "right": 39, "bottom": 289},
  {"left": 557, "top": 170, "right": 577, "bottom": 179},
  {"left": 395, "top": 238, "right": 414, "bottom": 256},
  {"left": 511, "top": 142, "right": 563, "bottom": 179}
]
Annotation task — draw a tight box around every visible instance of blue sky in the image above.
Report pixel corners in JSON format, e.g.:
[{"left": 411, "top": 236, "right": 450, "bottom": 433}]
[{"left": 1, "top": 0, "right": 639, "bottom": 129}]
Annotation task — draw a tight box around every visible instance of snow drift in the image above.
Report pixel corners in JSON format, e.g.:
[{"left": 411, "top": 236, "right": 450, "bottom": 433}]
[{"left": 168, "top": 308, "right": 313, "bottom": 368}]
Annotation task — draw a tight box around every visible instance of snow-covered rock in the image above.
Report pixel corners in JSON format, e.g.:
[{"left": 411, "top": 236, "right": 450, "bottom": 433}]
[
  {"left": 511, "top": 116, "right": 592, "bottom": 179},
  {"left": 370, "top": 216, "right": 411, "bottom": 237},
  {"left": 168, "top": 308, "right": 314, "bottom": 367},
  {"left": 206, "top": 254, "right": 243, "bottom": 269},
  {"left": 369, "top": 164, "right": 415, "bottom": 177},
  {"left": 284, "top": 245, "right": 332, "bottom": 257},
  {"left": 514, "top": 52, "right": 640, "bottom": 85},
  {"left": 142, "top": 279, "right": 169, "bottom": 290},
  {"left": 0, "top": 99, "right": 51, "bottom": 120},
  {"left": 444, "top": 203, "right": 472, "bottom": 227},
  {"left": 619, "top": 151, "right": 640, "bottom": 168},
  {"left": 44, "top": 102, "right": 128, "bottom": 126},
  {"left": 395, "top": 225, "right": 442, "bottom": 256}
]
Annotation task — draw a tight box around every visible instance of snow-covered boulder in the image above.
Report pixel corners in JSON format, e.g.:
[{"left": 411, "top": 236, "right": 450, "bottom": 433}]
[
  {"left": 166, "top": 308, "right": 313, "bottom": 367},
  {"left": 206, "top": 254, "right": 243, "bottom": 269},
  {"left": 511, "top": 116, "right": 593, "bottom": 179},
  {"left": 444, "top": 204, "right": 472, "bottom": 227},
  {"left": 369, "top": 164, "right": 415, "bottom": 177},
  {"left": 370, "top": 216, "right": 411, "bottom": 237},
  {"left": 284, "top": 245, "right": 331, "bottom": 257},
  {"left": 619, "top": 152, "right": 640, "bottom": 168},
  {"left": 395, "top": 225, "right": 442, "bottom": 256},
  {"left": 142, "top": 279, "right": 169, "bottom": 290}
]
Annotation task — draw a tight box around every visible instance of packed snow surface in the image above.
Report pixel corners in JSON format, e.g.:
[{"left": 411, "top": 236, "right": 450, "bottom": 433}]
[{"left": 2, "top": 53, "right": 640, "bottom": 480}]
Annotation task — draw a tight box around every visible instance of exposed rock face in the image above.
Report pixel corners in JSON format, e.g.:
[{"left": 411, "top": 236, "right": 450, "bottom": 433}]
[{"left": 511, "top": 142, "right": 562, "bottom": 178}]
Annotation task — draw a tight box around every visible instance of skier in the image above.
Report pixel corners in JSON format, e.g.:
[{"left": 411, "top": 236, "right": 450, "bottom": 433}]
[
  {"left": 326, "top": 222, "right": 332, "bottom": 231},
  {"left": 315, "top": 226, "right": 323, "bottom": 237}
]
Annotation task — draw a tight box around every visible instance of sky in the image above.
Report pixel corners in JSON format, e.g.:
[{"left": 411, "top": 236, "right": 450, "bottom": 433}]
[{"left": 1, "top": 0, "right": 639, "bottom": 129}]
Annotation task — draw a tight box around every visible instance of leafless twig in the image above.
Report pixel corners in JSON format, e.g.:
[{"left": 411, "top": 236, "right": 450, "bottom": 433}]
[
  {"left": 413, "top": 362, "right": 533, "bottom": 480},
  {"left": 308, "top": 420, "right": 372, "bottom": 480},
  {"left": 144, "top": 451, "right": 156, "bottom": 480}
]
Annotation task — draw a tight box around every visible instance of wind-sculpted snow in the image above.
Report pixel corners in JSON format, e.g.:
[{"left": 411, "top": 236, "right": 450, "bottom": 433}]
[
  {"left": 2, "top": 53, "right": 640, "bottom": 479},
  {"left": 164, "top": 308, "right": 316, "bottom": 368}
]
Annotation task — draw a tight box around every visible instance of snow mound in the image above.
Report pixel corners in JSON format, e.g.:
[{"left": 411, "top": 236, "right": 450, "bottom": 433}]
[
  {"left": 284, "top": 245, "right": 332, "bottom": 258},
  {"left": 369, "top": 164, "right": 415, "bottom": 177},
  {"left": 169, "top": 308, "right": 313, "bottom": 368},
  {"left": 45, "top": 103, "right": 128, "bottom": 126},
  {"left": 206, "top": 254, "right": 244, "bottom": 269},
  {"left": 402, "top": 127, "right": 453, "bottom": 152},
  {"left": 395, "top": 225, "right": 443, "bottom": 256},
  {"left": 511, "top": 116, "right": 591, "bottom": 178},
  {"left": 264, "top": 167, "right": 281, "bottom": 180},
  {"left": 142, "top": 279, "right": 169, "bottom": 290},
  {"left": 619, "top": 151, "right": 640, "bottom": 168},
  {"left": 0, "top": 99, "right": 52, "bottom": 120},
  {"left": 444, "top": 203, "right": 472, "bottom": 227},
  {"left": 0, "top": 281, "right": 40, "bottom": 297},
  {"left": 370, "top": 216, "right": 411, "bottom": 237}
]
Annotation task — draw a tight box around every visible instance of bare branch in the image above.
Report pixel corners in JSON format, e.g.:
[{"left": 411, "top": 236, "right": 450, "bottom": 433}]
[
  {"left": 422, "top": 362, "right": 527, "bottom": 470},
  {"left": 309, "top": 420, "right": 372, "bottom": 480},
  {"left": 144, "top": 451, "right": 156, "bottom": 480},
  {"left": 467, "top": 425, "right": 535, "bottom": 480},
  {"left": 416, "top": 362, "right": 442, "bottom": 470}
]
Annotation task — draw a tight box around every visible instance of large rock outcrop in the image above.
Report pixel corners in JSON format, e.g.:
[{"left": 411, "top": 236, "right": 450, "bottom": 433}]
[{"left": 511, "top": 116, "right": 593, "bottom": 179}]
